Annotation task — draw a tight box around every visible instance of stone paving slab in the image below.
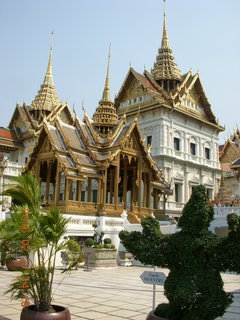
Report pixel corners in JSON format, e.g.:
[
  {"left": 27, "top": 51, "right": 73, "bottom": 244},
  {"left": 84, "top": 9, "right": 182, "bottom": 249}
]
[{"left": 0, "top": 267, "right": 239, "bottom": 320}]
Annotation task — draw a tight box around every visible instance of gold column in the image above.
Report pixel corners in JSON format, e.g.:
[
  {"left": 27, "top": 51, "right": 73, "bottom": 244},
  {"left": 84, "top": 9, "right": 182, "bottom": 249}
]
[
  {"left": 45, "top": 160, "right": 52, "bottom": 203},
  {"left": 123, "top": 159, "right": 127, "bottom": 210},
  {"left": 76, "top": 181, "right": 82, "bottom": 202},
  {"left": 153, "top": 189, "right": 158, "bottom": 210},
  {"left": 97, "top": 178, "right": 101, "bottom": 204},
  {"left": 102, "top": 170, "right": 107, "bottom": 207},
  {"left": 146, "top": 173, "right": 151, "bottom": 208},
  {"left": 138, "top": 158, "right": 142, "bottom": 211},
  {"left": 87, "top": 177, "right": 92, "bottom": 202},
  {"left": 65, "top": 177, "right": 69, "bottom": 202},
  {"left": 68, "top": 180, "right": 73, "bottom": 200},
  {"left": 143, "top": 172, "right": 147, "bottom": 207},
  {"left": 114, "top": 164, "right": 119, "bottom": 208},
  {"left": 109, "top": 169, "right": 114, "bottom": 204},
  {"left": 54, "top": 162, "right": 61, "bottom": 205},
  {"left": 132, "top": 170, "right": 136, "bottom": 206},
  {"left": 163, "top": 194, "right": 167, "bottom": 215}
]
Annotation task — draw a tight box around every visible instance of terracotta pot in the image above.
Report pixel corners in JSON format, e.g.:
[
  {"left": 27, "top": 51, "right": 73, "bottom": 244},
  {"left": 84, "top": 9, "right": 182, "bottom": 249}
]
[
  {"left": 20, "top": 305, "right": 71, "bottom": 320},
  {"left": 6, "top": 258, "right": 26, "bottom": 271},
  {"left": 146, "top": 311, "right": 167, "bottom": 320}
]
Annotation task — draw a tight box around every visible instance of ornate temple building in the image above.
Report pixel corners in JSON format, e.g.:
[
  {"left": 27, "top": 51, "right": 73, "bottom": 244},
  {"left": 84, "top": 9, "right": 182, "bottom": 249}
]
[
  {"left": 0, "top": 39, "right": 172, "bottom": 245},
  {"left": 115, "top": 9, "right": 224, "bottom": 218},
  {"left": 218, "top": 129, "right": 240, "bottom": 205}
]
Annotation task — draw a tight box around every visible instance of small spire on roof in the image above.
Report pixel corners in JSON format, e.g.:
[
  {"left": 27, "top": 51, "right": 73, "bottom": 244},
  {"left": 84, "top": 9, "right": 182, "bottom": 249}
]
[
  {"left": 151, "top": 0, "right": 181, "bottom": 84},
  {"left": 93, "top": 44, "right": 118, "bottom": 134},
  {"left": 44, "top": 31, "right": 54, "bottom": 86},
  {"left": 161, "top": 1, "right": 170, "bottom": 49},
  {"left": 30, "top": 31, "right": 61, "bottom": 114},
  {"left": 102, "top": 43, "right": 111, "bottom": 102}
]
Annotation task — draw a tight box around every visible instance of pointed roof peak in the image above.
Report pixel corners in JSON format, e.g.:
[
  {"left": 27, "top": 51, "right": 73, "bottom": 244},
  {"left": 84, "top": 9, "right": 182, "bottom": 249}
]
[
  {"left": 151, "top": 1, "right": 182, "bottom": 83},
  {"left": 93, "top": 44, "right": 118, "bottom": 135},
  {"left": 161, "top": 4, "right": 170, "bottom": 49},
  {"left": 44, "top": 31, "right": 54, "bottom": 86},
  {"left": 101, "top": 42, "right": 111, "bottom": 102},
  {"left": 30, "top": 32, "right": 61, "bottom": 113}
]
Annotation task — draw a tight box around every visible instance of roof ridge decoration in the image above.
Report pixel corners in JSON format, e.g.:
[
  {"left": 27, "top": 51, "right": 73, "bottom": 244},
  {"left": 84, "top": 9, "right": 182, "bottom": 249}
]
[
  {"left": 93, "top": 44, "right": 118, "bottom": 135},
  {"left": 30, "top": 32, "right": 61, "bottom": 113},
  {"left": 151, "top": 4, "right": 182, "bottom": 82}
]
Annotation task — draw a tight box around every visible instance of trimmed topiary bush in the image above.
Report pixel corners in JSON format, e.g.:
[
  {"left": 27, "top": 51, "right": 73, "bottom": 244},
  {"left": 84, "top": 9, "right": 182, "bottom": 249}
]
[
  {"left": 119, "top": 185, "right": 238, "bottom": 320},
  {"left": 85, "top": 238, "right": 94, "bottom": 247},
  {"left": 104, "top": 244, "right": 112, "bottom": 249},
  {"left": 104, "top": 238, "right": 112, "bottom": 245}
]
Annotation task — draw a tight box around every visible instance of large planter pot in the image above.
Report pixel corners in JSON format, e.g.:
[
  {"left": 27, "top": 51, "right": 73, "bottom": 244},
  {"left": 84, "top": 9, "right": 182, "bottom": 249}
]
[
  {"left": 118, "top": 251, "right": 133, "bottom": 266},
  {"left": 84, "top": 247, "right": 117, "bottom": 268},
  {"left": 146, "top": 311, "right": 167, "bottom": 320},
  {"left": 20, "top": 304, "right": 71, "bottom": 320},
  {"left": 6, "top": 257, "right": 26, "bottom": 271}
]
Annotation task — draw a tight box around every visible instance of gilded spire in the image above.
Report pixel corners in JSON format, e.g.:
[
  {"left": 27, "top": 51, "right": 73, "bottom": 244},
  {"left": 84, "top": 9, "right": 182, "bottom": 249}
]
[
  {"left": 43, "top": 31, "right": 54, "bottom": 85},
  {"left": 30, "top": 32, "right": 61, "bottom": 114},
  {"left": 102, "top": 43, "right": 111, "bottom": 102},
  {"left": 161, "top": 8, "right": 169, "bottom": 48},
  {"left": 93, "top": 44, "right": 118, "bottom": 135},
  {"left": 151, "top": 2, "right": 182, "bottom": 83}
]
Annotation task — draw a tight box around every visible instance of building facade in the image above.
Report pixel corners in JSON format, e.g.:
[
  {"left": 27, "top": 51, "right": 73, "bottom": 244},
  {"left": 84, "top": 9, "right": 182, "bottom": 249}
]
[{"left": 115, "top": 10, "right": 223, "bottom": 218}]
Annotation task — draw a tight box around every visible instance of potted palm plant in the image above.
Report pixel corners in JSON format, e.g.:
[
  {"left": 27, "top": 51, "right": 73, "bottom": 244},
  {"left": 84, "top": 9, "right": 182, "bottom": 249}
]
[
  {"left": 119, "top": 185, "right": 239, "bottom": 320},
  {"left": 3, "top": 173, "right": 75, "bottom": 320}
]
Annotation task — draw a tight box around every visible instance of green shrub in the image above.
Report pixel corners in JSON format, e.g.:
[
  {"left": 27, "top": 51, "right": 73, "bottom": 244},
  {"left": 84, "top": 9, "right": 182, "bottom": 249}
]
[
  {"left": 93, "top": 244, "right": 100, "bottom": 248},
  {"left": 119, "top": 185, "right": 236, "bottom": 320},
  {"left": 110, "top": 244, "right": 115, "bottom": 249},
  {"left": 85, "top": 238, "right": 94, "bottom": 247},
  {"left": 99, "top": 244, "right": 104, "bottom": 249},
  {"left": 104, "top": 244, "right": 111, "bottom": 249},
  {"left": 104, "top": 238, "right": 112, "bottom": 245}
]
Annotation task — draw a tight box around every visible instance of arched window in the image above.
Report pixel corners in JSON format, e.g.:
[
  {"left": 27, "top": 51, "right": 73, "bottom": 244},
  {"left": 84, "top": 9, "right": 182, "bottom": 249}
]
[
  {"left": 190, "top": 137, "right": 197, "bottom": 156},
  {"left": 204, "top": 142, "right": 211, "bottom": 160},
  {"left": 174, "top": 131, "right": 181, "bottom": 151}
]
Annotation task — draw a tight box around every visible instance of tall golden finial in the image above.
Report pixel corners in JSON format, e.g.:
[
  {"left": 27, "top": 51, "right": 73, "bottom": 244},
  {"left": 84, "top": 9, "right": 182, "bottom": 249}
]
[
  {"left": 102, "top": 42, "right": 111, "bottom": 101},
  {"left": 162, "top": 0, "right": 169, "bottom": 49},
  {"left": 44, "top": 31, "right": 54, "bottom": 85}
]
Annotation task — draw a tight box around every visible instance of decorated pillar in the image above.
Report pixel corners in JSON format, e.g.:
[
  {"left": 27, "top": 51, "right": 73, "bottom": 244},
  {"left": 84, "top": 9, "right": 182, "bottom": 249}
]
[
  {"left": 114, "top": 163, "right": 119, "bottom": 207},
  {"left": 138, "top": 158, "right": 142, "bottom": 211},
  {"left": 87, "top": 177, "right": 92, "bottom": 202},
  {"left": 123, "top": 158, "right": 127, "bottom": 209},
  {"left": 45, "top": 160, "right": 52, "bottom": 203}
]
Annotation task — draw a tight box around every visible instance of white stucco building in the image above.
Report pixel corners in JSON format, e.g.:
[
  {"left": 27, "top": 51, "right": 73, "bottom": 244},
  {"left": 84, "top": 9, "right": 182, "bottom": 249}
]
[{"left": 115, "top": 11, "right": 223, "bottom": 218}]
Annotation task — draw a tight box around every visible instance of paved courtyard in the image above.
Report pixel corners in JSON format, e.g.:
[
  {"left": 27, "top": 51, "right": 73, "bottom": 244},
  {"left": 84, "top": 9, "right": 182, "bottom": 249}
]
[{"left": 0, "top": 266, "right": 239, "bottom": 320}]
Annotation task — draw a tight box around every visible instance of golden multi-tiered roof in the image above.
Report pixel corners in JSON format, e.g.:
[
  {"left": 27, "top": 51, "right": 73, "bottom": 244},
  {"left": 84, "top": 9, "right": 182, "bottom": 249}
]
[
  {"left": 30, "top": 33, "right": 61, "bottom": 113},
  {"left": 151, "top": 9, "right": 181, "bottom": 83},
  {"left": 93, "top": 46, "right": 118, "bottom": 135}
]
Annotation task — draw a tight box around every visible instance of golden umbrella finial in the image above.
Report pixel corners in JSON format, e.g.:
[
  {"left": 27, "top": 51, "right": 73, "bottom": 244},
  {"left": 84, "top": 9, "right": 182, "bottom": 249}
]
[
  {"left": 102, "top": 42, "right": 111, "bottom": 101},
  {"left": 44, "top": 31, "right": 54, "bottom": 85}
]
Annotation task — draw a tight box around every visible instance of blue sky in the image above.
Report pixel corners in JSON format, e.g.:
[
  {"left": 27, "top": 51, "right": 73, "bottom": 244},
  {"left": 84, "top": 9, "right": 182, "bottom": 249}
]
[{"left": 0, "top": 0, "right": 239, "bottom": 144}]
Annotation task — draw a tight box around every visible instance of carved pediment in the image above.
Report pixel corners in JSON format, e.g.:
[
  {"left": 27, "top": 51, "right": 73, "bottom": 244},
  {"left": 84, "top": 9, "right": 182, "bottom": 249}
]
[
  {"left": 122, "top": 80, "right": 144, "bottom": 101},
  {"left": 40, "top": 138, "right": 52, "bottom": 153}
]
